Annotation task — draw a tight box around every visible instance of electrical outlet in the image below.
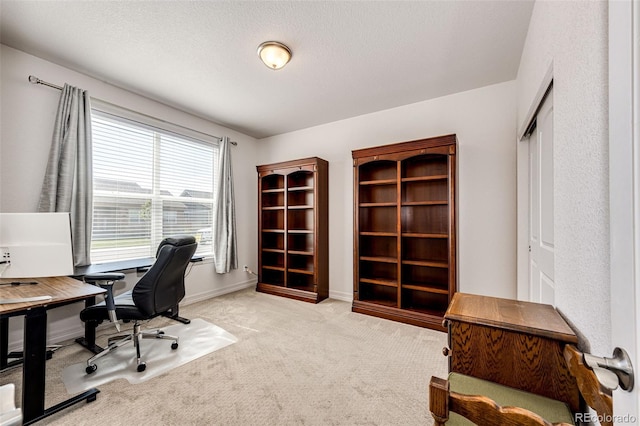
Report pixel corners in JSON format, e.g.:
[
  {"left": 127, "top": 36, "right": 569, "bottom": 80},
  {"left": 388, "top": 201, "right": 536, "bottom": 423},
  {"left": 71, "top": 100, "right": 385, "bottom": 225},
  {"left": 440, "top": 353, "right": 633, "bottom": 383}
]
[
  {"left": 0, "top": 248, "right": 10, "bottom": 263},
  {"left": 243, "top": 266, "right": 257, "bottom": 276}
]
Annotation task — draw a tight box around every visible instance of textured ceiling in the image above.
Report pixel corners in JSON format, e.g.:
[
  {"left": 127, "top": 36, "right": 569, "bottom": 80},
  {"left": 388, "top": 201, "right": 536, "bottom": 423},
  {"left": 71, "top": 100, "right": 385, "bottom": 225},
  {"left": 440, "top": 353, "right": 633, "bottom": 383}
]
[{"left": 0, "top": 1, "right": 534, "bottom": 139}]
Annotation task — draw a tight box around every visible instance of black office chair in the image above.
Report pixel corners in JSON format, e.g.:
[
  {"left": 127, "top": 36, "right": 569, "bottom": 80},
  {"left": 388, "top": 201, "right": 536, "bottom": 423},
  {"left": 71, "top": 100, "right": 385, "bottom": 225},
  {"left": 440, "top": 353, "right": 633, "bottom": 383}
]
[{"left": 80, "top": 236, "right": 197, "bottom": 374}]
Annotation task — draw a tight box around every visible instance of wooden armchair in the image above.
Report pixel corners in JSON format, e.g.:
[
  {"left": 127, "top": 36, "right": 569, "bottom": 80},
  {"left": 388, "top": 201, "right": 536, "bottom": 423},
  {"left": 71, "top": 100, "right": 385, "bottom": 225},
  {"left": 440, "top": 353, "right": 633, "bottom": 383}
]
[{"left": 429, "top": 345, "right": 613, "bottom": 426}]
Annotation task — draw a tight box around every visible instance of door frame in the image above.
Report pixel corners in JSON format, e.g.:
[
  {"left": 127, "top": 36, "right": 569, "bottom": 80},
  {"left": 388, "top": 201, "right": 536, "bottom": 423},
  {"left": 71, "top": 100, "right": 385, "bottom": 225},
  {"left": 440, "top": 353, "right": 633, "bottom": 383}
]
[
  {"left": 516, "top": 63, "right": 553, "bottom": 302},
  {"left": 609, "top": 0, "right": 639, "bottom": 417}
]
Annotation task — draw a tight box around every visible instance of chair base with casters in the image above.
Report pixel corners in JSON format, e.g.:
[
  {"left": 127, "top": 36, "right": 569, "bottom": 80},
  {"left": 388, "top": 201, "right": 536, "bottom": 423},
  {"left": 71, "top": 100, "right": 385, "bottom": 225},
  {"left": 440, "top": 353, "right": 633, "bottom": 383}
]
[
  {"left": 84, "top": 319, "right": 179, "bottom": 374},
  {"left": 79, "top": 236, "right": 198, "bottom": 374}
]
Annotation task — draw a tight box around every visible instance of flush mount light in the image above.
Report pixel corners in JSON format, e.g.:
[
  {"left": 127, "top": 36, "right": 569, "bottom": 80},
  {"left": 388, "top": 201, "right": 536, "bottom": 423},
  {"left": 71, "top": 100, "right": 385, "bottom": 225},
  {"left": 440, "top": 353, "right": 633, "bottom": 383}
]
[{"left": 257, "top": 41, "right": 292, "bottom": 70}]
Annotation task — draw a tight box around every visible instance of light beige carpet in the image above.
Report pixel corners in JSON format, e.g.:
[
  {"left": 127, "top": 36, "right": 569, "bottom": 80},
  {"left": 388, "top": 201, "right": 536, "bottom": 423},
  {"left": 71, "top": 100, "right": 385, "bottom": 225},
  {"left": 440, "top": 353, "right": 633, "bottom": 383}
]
[{"left": 1, "top": 287, "right": 448, "bottom": 425}]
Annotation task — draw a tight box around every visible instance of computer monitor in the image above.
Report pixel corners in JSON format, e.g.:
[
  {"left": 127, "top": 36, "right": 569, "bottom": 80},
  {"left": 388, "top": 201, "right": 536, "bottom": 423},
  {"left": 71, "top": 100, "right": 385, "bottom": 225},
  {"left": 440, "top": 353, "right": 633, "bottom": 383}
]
[{"left": 0, "top": 212, "right": 74, "bottom": 278}]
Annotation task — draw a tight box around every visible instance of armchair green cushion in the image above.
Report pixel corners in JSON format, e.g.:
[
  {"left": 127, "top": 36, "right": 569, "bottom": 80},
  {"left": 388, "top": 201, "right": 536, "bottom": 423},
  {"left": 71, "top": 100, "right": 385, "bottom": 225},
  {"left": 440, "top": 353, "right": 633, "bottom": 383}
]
[{"left": 445, "top": 372, "right": 575, "bottom": 425}]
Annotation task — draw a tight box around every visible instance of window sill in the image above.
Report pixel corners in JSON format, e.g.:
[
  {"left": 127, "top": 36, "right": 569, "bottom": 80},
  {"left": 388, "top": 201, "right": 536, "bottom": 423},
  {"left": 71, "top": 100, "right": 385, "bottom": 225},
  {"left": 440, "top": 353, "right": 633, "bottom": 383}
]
[{"left": 73, "top": 255, "right": 205, "bottom": 277}]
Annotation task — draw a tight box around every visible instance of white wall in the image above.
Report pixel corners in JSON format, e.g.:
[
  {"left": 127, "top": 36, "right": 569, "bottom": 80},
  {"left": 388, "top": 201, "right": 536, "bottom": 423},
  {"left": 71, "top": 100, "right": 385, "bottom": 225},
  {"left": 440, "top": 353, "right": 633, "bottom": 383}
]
[
  {"left": 257, "top": 81, "right": 518, "bottom": 301},
  {"left": 515, "top": 1, "right": 610, "bottom": 353},
  {"left": 0, "top": 45, "right": 258, "bottom": 345},
  {"left": 0, "top": 44, "right": 521, "bottom": 344}
]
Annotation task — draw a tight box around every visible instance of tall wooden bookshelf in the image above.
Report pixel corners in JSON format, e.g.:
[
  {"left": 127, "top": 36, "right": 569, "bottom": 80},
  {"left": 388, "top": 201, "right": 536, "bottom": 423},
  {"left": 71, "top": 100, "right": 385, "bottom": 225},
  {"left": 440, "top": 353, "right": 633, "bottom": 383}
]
[
  {"left": 352, "top": 135, "right": 456, "bottom": 330},
  {"left": 257, "top": 157, "right": 328, "bottom": 303}
]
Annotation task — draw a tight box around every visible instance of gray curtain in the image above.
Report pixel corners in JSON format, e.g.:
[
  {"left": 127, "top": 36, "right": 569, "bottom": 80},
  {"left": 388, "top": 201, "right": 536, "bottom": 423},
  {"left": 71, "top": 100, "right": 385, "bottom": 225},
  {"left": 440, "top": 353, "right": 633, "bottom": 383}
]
[
  {"left": 212, "top": 137, "right": 238, "bottom": 273},
  {"left": 38, "top": 83, "right": 93, "bottom": 267}
]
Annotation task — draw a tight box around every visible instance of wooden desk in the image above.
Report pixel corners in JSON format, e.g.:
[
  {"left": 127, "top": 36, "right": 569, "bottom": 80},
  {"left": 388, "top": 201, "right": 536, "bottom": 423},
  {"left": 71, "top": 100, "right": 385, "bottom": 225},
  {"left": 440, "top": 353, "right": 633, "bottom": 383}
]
[
  {"left": 443, "top": 293, "right": 580, "bottom": 412},
  {"left": 0, "top": 276, "right": 105, "bottom": 425}
]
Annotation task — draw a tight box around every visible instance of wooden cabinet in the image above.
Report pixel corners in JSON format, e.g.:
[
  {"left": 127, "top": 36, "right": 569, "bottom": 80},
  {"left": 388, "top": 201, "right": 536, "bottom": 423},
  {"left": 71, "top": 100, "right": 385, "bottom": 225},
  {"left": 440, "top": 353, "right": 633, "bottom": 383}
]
[
  {"left": 352, "top": 135, "right": 456, "bottom": 330},
  {"left": 444, "top": 293, "right": 580, "bottom": 412},
  {"left": 257, "top": 157, "right": 328, "bottom": 303}
]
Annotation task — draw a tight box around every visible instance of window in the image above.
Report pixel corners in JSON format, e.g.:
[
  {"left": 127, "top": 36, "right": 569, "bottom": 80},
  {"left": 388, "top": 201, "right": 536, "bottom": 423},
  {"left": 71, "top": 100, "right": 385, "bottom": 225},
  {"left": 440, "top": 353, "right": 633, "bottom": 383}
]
[{"left": 90, "top": 105, "right": 218, "bottom": 264}]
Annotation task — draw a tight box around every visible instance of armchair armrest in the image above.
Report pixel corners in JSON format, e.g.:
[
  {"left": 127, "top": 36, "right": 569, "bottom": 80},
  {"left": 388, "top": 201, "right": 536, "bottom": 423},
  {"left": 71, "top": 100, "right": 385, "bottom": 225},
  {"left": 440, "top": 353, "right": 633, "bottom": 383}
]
[{"left": 429, "top": 374, "right": 574, "bottom": 426}]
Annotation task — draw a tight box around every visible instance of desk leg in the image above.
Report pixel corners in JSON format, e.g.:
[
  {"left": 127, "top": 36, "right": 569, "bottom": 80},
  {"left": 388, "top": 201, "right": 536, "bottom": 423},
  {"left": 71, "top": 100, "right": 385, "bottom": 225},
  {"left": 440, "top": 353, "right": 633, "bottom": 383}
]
[
  {"left": 75, "top": 296, "right": 104, "bottom": 354},
  {"left": 1, "top": 317, "right": 8, "bottom": 369},
  {"left": 1, "top": 317, "right": 55, "bottom": 373},
  {"left": 22, "top": 307, "right": 47, "bottom": 424},
  {"left": 21, "top": 302, "right": 100, "bottom": 425}
]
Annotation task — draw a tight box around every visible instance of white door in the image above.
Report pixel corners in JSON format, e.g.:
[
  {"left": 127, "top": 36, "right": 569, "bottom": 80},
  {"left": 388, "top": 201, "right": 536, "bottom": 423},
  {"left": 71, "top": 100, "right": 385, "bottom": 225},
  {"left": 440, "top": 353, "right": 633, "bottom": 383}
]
[
  {"left": 609, "top": 0, "right": 638, "bottom": 417},
  {"left": 529, "top": 88, "right": 555, "bottom": 304}
]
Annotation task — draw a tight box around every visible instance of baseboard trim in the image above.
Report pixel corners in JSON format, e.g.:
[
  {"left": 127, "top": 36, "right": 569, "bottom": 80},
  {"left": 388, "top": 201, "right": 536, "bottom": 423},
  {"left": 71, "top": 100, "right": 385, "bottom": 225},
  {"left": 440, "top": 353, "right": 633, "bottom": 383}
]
[
  {"left": 48, "top": 323, "right": 87, "bottom": 347},
  {"left": 182, "top": 279, "right": 256, "bottom": 305},
  {"left": 329, "top": 289, "right": 353, "bottom": 302}
]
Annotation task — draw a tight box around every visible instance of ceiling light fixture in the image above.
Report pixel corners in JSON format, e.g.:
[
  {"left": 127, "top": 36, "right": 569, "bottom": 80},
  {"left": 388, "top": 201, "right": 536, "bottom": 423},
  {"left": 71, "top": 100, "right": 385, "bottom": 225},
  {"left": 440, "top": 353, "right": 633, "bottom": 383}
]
[{"left": 257, "top": 41, "right": 292, "bottom": 70}]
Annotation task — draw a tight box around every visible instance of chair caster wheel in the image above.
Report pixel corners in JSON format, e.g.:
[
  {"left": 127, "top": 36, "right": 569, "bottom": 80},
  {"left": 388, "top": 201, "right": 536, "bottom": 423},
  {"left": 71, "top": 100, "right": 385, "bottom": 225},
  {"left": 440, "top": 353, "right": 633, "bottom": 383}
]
[
  {"left": 86, "top": 364, "right": 97, "bottom": 374},
  {"left": 137, "top": 362, "right": 146, "bottom": 372},
  {"left": 171, "top": 342, "right": 178, "bottom": 350}
]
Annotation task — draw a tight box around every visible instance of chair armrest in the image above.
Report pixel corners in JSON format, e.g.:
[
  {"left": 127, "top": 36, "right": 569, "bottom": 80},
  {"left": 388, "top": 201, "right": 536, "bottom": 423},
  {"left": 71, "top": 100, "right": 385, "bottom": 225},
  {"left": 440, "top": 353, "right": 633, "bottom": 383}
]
[
  {"left": 83, "top": 272, "right": 125, "bottom": 331},
  {"left": 83, "top": 273, "right": 126, "bottom": 283},
  {"left": 429, "top": 376, "right": 574, "bottom": 426},
  {"left": 83, "top": 272, "right": 125, "bottom": 312},
  {"left": 448, "top": 389, "right": 569, "bottom": 426}
]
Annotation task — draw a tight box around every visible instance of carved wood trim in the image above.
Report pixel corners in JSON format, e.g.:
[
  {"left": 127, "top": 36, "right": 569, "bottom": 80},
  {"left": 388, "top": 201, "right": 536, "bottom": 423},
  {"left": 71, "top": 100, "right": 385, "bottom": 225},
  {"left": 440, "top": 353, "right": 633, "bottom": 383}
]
[{"left": 563, "top": 345, "right": 613, "bottom": 426}]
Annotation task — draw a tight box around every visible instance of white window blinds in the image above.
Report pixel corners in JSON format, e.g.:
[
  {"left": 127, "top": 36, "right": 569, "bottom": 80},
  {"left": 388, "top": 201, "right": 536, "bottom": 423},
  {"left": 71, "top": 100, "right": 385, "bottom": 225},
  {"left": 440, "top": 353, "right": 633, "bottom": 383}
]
[{"left": 90, "top": 108, "right": 218, "bottom": 263}]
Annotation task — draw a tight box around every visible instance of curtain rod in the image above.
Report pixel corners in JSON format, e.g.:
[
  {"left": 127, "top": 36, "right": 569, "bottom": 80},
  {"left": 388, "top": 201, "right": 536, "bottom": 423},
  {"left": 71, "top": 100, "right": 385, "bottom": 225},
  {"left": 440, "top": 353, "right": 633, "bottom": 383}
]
[
  {"left": 27, "top": 75, "right": 238, "bottom": 146},
  {"left": 28, "top": 75, "right": 63, "bottom": 90}
]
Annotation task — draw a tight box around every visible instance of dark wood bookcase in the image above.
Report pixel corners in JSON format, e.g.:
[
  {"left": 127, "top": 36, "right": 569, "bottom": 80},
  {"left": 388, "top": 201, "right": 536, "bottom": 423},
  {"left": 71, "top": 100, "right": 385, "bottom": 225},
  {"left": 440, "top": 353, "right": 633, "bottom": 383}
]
[
  {"left": 257, "top": 157, "right": 328, "bottom": 303},
  {"left": 352, "top": 135, "right": 457, "bottom": 330}
]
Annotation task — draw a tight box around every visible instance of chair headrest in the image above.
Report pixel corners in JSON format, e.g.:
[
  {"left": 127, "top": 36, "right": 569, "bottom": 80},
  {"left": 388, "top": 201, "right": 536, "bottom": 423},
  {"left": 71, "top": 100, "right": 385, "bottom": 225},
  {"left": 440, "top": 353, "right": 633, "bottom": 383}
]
[
  {"left": 156, "top": 235, "right": 197, "bottom": 257},
  {"left": 161, "top": 235, "right": 197, "bottom": 247}
]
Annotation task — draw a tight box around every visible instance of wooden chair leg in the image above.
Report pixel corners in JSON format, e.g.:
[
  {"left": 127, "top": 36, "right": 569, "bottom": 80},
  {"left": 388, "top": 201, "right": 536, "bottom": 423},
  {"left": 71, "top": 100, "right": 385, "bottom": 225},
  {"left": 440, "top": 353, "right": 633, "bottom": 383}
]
[{"left": 429, "top": 376, "right": 450, "bottom": 425}]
